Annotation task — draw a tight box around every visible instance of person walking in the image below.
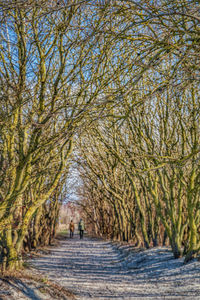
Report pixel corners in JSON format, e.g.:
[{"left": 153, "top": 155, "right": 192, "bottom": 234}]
[
  {"left": 69, "top": 220, "right": 75, "bottom": 238},
  {"left": 78, "top": 219, "right": 85, "bottom": 239}
]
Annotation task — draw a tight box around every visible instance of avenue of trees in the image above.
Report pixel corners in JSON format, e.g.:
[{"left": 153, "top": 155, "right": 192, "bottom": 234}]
[
  {"left": 0, "top": 0, "right": 199, "bottom": 270},
  {"left": 76, "top": 0, "right": 200, "bottom": 262}
]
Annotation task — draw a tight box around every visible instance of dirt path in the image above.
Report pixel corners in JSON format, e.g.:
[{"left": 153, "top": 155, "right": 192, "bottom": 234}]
[{"left": 29, "top": 234, "right": 200, "bottom": 300}]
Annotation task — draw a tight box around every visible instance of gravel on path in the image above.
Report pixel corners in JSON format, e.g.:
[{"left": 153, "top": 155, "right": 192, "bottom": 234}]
[{"left": 29, "top": 234, "right": 200, "bottom": 300}]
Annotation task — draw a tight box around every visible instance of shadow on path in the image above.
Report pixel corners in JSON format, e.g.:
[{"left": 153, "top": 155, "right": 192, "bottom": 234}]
[{"left": 29, "top": 234, "right": 200, "bottom": 299}]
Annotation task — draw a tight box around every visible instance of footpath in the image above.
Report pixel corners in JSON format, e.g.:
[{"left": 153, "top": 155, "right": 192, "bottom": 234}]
[{"left": 1, "top": 234, "right": 200, "bottom": 299}]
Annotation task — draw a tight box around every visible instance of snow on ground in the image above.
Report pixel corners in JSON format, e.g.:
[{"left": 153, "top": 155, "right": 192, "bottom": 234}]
[{"left": 28, "top": 235, "right": 200, "bottom": 300}]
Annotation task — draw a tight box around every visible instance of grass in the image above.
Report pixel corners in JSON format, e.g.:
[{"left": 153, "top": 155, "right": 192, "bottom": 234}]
[
  {"left": 56, "top": 229, "right": 68, "bottom": 241},
  {"left": 56, "top": 229, "right": 69, "bottom": 236},
  {"left": 41, "top": 275, "right": 49, "bottom": 284},
  {"left": 57, "top": 229, "right": 68, "bottom": 236}
]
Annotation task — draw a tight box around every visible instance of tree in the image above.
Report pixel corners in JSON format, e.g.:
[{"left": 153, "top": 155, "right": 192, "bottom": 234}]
[{"left": 0, "top": 0, "right": 114, "bottom": 270}]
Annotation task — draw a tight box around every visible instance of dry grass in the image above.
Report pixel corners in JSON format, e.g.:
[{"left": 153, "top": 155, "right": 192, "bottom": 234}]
[{"left": 0, "top": 269, "right": 76, "bottom": 299}]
